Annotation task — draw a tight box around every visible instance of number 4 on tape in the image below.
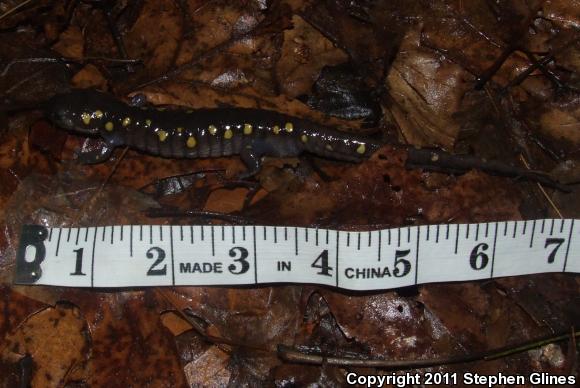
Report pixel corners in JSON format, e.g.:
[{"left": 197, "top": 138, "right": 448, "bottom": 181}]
[{"left": 14, "top": 220, "right": 580, "bottom": 290}]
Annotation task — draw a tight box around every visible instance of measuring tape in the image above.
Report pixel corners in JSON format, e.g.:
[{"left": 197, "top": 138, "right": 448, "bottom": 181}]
[{"left": 14, "top": 219, "right": 579, "bottom": 290}]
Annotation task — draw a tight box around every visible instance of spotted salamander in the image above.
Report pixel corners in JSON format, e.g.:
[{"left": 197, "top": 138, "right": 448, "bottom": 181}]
[{"left": 45, "top": 89, "right": 381, "bottom": 176}]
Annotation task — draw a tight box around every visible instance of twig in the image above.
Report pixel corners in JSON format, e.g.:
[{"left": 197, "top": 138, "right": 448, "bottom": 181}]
[
  {"left": 0, "top": 0, "right": 34, "bottom": 21},
  {"left": 278, "top": 330, "right": 580, "bottom": 369},
  {"left": 519, "top": 155, "right": 565, "bottom": 218},
  {"left": 405, "top": 148, "right": 570, "bottom": 192},
  {"left": 145, "top": 208, "right": 252, "bottom": 224}
]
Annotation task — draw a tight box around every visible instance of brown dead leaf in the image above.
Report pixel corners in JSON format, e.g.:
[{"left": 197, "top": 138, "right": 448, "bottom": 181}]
[
  {"left": 276, "top": 15, "right": 348, "bottom": 98},
  {"left": 386, "top": 27, "right": 472, "bottom": 148},
  {"left": 184, "top": 345, "right": 231, "bottom": 387},
  {"left": 71, "top": 64, "right": 108, "bottom": 90},
  {"left": 51, "top": 25, "right": 84, "bottom": 60},
  {"left": 1, "top": 302, "right": 90, "bottom": 388},
  {"left": 204, "top": 187, "right": 249, "bottom": 214}
]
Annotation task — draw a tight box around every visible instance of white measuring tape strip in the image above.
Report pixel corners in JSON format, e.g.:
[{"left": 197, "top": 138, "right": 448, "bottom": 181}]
[{"left": 14, "top": 219, "right": 579, "bottom": 290}]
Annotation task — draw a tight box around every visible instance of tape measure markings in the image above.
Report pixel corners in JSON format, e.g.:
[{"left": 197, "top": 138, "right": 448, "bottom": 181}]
[{"left": 14, "top": 219, "right": 580, "bottom": 290}]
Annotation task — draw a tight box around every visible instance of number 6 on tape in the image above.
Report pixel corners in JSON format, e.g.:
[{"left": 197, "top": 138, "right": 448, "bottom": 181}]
[{"left": 14, "top": 220, "right": 580, "bottom": 290}]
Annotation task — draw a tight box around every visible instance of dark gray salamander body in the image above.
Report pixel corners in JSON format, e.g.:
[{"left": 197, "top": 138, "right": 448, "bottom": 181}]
[{"left": 45, "top": 89, "right": 381, "bottom": 175}]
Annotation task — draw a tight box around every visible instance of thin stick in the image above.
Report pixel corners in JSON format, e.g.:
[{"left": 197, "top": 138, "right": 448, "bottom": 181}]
[
  {"left": 278, "top": 330, "right": 580, "bottom": 369},
  {"left": 519, "top": 155, "right": 564, "bottom": 219}
]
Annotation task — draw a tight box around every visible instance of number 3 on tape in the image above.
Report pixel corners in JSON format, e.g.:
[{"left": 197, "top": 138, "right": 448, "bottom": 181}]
[{"left": 14, "top": 220, "right": 580, "bottom": 290}]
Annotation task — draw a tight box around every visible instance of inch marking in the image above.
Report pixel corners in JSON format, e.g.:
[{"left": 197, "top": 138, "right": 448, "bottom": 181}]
[
  {"left": 436, "top": 225, "right": 440, "bottom": 243},
  {"left": 490, "top": 222, "right": 499, "bottom": 278},
  {"left": 335, "top": 232, "right": 339, "bottom": 287},
  {"left": 378, "top": 230, "right": 382, "bottom": 262},
  {"left": 180, "top": 225, "right": 183, "bottom": 241},
  {"left": 465, "top": 224, "right": 469, "bottom": 239},
  {"left": 232, "top": 227, "right": 236, "bottom": 244},
  {"left": 454, "top": 224, "right": 459, "bottom": 254},
  {"left": 170, "top": 226, "right": 175, "bottom": 285},
  {"left": 67, "top": 228, "right": 71, "bottom": 242},
  {"left": 512, "top": 222, "right": 517, "bottom": 238},
  {"left": 90, "top": 227, "right": 97, "bottom": 287},
  {"left": 414, "top": 227, "right": 420, "bottom": 285},
  {"left": 475, "top": 224, "right": 480, "bottom": 241},
  {"left": 149, "top": 225, "right": 152, "bottom": 244},
  {"left": 120, "top": 225, "right": 124, "bottom": 241},
  {"left": 110, "top": 226, "right": 114, "bottom": 244},
  {"left": 211, "top": 226, "right": 215, "bottom": 256},
  {"left": 130, "top": 225, "right": 133, "bottom": 257},
  {"left": 75, "top": 228, "right": 80, "bottom": 245},
  {"left": 274, "top": 227, "right": 277, "bottom": 244},
  {"left": 550, "top": 219, "right": 555, "bottom": 235},
  {"left": 530, "top": 220, "right": 536, "bottom": 248},
  {"left": 253, "top": 226, "right": 258, "bottom": 284},
  {"left": 55, "top": 228, "right": 63, "bottom": 256},
  {"left": 294, "top": 227, "right": 298, "bottom": 255},
  {"left": 315, "top": 228, "right": 318, "bottom": 246},
  {"left": 562, "top": 220, "right": 575, "bottom": 272}
]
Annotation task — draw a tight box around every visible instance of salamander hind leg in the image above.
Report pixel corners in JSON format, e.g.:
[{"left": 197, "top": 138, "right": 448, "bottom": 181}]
[{"left": 238, "top": 146, "right": 263, "bottom": 179}]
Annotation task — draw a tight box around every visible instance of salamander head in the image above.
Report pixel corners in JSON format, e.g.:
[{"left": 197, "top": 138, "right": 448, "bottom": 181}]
[{"left": 45, "top": 89, "right": 122, "bottom": 135}]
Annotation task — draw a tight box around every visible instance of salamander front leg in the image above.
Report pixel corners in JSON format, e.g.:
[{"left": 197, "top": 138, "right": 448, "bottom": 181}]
[
  {"left": 239, "top": 146, "right": 263, "bottom": 179},
  {"left": 76, "top": 142, "right": 115, "bottom": 164}
]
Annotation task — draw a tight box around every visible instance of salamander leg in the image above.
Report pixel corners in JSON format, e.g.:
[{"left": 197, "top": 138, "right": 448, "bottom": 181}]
[
  {"left": 239, "top": 147, "right": 263, "bottom": 179},
  {"left": 76, "top": 143, "right": 114, "bottom": 164},
  {"left": 129, "top": 93, "right": 149, "bottom": 107}
]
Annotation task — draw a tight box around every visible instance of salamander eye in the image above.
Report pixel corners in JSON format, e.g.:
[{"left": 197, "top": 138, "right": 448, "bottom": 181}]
[{"left": 49, "top": 108, "right": 76, "bottom": 129}]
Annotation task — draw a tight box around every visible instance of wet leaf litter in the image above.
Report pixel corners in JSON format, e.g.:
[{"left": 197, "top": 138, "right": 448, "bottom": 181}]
[{"left": 1, "top": 0, "right": 579, "bottom": 386}]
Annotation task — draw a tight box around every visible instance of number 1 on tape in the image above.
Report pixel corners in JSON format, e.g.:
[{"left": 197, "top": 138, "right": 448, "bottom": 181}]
[{"left": 14, "top": 220, "right": 579, "bottom": 290}]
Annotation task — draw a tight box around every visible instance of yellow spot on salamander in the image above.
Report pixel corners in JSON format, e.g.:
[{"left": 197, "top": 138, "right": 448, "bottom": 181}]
[
  {"left": 273, "top": 125, "right": 281, "bottom": 134},
  {"left": 145, "top": 119, "right": 152, "bottom": 127},
  {"left": 186, "top": 109, "right": 194, "bottom": 114},
  {"left": 186, "top": 136, "right": 197, "bottom": 148},
  {"left": 356, "top": 143, "right": 366, "bottom": 155},
  {"left": 301, "top": 134, "right": 308, "bottom": 143},
  {"left": 81, "top": 112, "right": 91, "bottom": 125},
  {"left": 176, "top": 127, "right": 184, "bottom": 134},
  {"left": 208, "top": 125, "right": 217, "bottom": 135},
  {"left": 243, "top": 123, "right": 253, "bottom": 135},
  {"left": 94, "top": 110, "right": 104, "bottom": 119},
  {"left": 157, "top": 107, "right": 166, "bottom": 111},
  {"left": 157, "top": 130, "right": 168, "bottom": 142},
  {"left": 122, "top": 117, "right": 131, "bottom": 127},
  {"left": 105, "top": 122, "right": 114, "bottom": 131},
  {"left": 325, "top": 144, "right": 333, "bottom": 151},
  {"left": 285, "top": 122, "right": 294, "bottom": 133},
  {"left": 224, "top": 128, "right": 233, "bottom": 139}
]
